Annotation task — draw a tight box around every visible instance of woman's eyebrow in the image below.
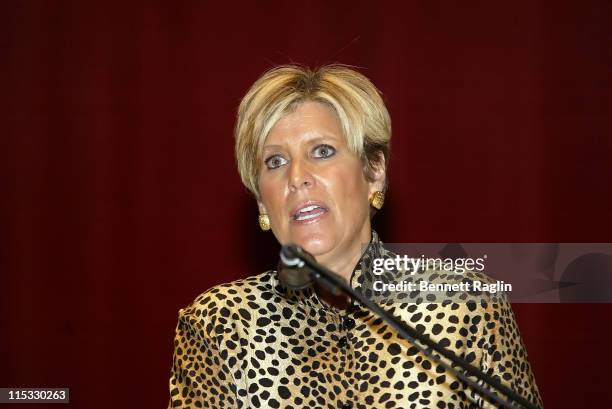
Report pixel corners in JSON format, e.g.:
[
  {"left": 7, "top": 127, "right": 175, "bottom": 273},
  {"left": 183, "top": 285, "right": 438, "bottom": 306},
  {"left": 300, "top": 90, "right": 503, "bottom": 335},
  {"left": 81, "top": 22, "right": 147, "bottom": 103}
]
[
  {"left": 262, "top": 144, "right": 283, "bottom": 150},
  {"left": 307, "top": 135, "right": 338, "bottom": 144},
  {"left": 262, "top": 133, "right": 340, "bottom": 152}
]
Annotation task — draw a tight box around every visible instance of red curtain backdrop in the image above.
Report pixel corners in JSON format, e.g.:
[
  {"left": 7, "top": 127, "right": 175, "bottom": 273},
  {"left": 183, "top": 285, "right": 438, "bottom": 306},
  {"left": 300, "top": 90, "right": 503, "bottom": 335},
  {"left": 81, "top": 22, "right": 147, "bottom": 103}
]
[{"left": 2, "top": 2, "right": 611, "bottom": 408}]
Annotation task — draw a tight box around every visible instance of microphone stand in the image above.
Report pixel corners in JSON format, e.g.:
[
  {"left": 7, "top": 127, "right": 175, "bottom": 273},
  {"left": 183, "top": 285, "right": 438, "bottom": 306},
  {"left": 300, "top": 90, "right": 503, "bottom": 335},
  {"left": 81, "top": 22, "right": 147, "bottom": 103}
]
[{"left": 280, "top": 245, "right": 540, "bottom": 409}]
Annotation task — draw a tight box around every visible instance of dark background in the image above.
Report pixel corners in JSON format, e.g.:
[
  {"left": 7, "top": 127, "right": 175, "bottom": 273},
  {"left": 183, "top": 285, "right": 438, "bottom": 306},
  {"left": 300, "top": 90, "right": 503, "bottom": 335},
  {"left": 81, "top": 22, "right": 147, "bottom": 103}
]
[{"left": 2, "top": 1, "right": 611, "bottom": 408}]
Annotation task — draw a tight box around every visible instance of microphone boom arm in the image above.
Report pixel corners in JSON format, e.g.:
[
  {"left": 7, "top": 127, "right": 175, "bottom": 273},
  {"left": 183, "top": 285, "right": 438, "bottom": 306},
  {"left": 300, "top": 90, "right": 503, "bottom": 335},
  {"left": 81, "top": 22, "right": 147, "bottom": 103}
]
[{"left": 280, "top": 244, "right": 540, "bottom": 409}]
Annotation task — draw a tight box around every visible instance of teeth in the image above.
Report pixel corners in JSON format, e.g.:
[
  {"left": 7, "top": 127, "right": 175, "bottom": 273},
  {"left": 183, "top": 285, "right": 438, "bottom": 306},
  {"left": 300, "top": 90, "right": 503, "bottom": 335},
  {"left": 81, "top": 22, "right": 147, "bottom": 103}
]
[
  {"left": 293, "top": 205, "right": 326, "bottom": 221},
  {"left": 298, "top": 205, "right": 320, "bottom": 213},
  {"left": 295, "top": 212, "right": 322, "bottom": 221}
]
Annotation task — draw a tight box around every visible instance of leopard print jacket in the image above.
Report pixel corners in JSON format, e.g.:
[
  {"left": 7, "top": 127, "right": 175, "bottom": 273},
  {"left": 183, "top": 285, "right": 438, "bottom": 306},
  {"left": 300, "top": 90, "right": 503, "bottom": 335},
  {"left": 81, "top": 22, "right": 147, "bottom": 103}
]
[{"left": 168, "top": 232, "right": 543, "bottom": 408}]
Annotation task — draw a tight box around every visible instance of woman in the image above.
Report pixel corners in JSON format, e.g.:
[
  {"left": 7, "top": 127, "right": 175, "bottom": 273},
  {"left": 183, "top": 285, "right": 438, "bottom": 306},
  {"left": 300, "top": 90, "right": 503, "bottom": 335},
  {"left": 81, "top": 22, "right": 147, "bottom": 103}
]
[{"left": 168, "top": 65, "right": 542, "bottom": 409}]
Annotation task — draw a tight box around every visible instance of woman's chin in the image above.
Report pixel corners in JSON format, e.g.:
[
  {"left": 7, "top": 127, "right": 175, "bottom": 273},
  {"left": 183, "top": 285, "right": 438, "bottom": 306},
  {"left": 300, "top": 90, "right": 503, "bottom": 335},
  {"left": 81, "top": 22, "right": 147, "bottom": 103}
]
[
  {"left": 302, "top": 242, "right": 333, "bottom": 258},
  {"left": 292, "top": 233, "right": 335, "bottom": 258}
]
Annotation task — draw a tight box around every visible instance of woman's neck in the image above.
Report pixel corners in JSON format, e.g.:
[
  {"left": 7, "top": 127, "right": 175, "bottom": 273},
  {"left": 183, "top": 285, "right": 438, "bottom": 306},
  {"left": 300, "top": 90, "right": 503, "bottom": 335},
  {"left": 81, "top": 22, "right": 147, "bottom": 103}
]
[{"left": 316, "top": 227, "right": 372, "bottom": 286}]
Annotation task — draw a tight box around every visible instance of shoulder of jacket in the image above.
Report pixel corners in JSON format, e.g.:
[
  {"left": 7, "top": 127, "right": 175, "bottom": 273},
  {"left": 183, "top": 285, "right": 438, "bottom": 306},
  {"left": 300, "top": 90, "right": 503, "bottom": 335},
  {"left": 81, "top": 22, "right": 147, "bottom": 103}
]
[{"left": 177, "top": 270, "right": 278, "bottom": 329}]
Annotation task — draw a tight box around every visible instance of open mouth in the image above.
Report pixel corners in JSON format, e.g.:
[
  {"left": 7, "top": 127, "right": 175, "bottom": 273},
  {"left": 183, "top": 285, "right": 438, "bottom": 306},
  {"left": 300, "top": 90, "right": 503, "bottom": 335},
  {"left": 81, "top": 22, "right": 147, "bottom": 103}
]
[{"left": 292, "top": 204, "right": 328, "bottom": 222}]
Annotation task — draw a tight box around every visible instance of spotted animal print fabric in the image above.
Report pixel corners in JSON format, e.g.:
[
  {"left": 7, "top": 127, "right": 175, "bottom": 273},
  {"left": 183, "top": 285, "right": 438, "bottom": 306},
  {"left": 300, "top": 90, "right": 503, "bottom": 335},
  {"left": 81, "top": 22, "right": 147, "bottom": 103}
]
[{"left": 168, "top": 232, "right": 542, "bottom": 408}]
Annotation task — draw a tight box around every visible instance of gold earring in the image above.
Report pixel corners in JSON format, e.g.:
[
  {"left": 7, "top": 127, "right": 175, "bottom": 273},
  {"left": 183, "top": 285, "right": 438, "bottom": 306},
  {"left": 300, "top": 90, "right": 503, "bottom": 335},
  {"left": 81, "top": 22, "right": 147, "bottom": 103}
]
[
  {"left": 258, "top": 214, "right": 270, "bottom": 231},
  {"left": 369, "top": 191, "right": 385, "bottom": 210}
]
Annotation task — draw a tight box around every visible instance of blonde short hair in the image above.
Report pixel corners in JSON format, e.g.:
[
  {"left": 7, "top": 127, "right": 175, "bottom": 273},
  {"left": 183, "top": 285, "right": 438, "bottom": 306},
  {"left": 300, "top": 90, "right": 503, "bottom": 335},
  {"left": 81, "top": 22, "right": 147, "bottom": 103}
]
[{"left": 234, "top": 64, "right": 391, "bottom": 198}]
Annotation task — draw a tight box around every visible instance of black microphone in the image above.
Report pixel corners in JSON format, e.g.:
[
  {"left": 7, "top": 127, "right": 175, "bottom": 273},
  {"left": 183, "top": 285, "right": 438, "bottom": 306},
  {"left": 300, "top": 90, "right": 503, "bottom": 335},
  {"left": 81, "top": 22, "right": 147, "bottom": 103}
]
[
  {"left": 278, "top": 244, "right": 316, "bottom": 289},
  {"left": 278, "top": 244, "right": 347, "bottom": 295}
]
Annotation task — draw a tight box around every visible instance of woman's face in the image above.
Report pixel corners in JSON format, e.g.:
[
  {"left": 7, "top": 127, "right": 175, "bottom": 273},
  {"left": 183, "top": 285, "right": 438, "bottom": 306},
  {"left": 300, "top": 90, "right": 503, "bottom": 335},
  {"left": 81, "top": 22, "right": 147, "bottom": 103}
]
[{"left": 258, "top": 101, "right": 385, "bottom": 267}]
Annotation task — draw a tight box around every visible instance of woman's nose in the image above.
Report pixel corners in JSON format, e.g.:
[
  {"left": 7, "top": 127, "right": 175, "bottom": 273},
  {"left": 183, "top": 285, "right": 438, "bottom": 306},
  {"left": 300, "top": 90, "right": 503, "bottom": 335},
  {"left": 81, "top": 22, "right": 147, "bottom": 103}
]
[{"left": 288, "top": 159, "right": 314, "bottom": 191}]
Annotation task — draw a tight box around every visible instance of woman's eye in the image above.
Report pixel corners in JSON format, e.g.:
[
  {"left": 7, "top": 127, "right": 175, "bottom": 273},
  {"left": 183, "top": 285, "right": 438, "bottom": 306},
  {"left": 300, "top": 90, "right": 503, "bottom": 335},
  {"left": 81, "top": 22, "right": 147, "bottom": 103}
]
[
  {"left": 265, "top": 155, "right": 288, "bottom": 169},
  {"left": 313, "top": 144, "right": 336, "bottom": 158}
]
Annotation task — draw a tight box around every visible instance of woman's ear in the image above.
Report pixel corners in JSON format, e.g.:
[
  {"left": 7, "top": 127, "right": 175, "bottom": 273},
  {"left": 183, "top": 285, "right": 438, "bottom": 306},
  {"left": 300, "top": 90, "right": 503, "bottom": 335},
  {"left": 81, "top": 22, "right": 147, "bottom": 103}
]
[
  {"left": 257, "top": 200, "right": 268, "bottom": 215},
  {"left": 368, "top": 153, "right": 387, "bottom": 195}
]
